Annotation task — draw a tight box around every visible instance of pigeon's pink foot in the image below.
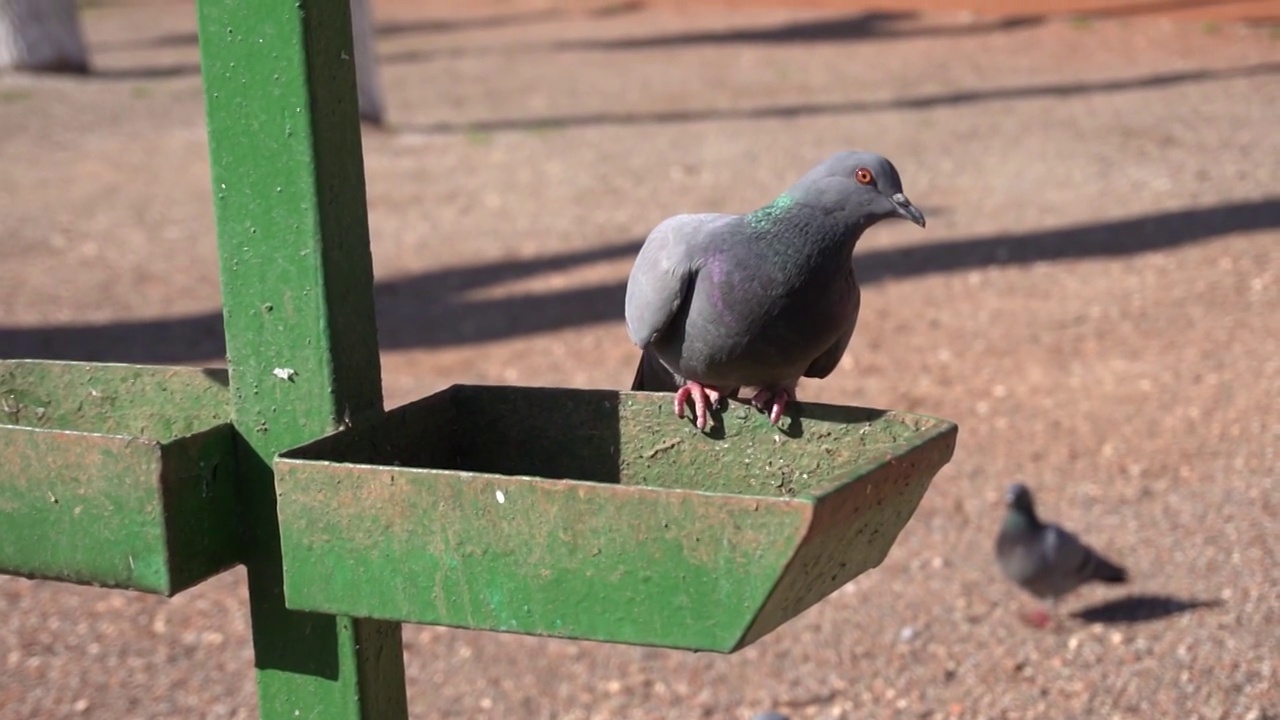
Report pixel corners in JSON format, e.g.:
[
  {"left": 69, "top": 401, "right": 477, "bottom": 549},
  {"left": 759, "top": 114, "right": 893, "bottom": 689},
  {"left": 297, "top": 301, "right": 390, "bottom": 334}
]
[
  {"left": 1018, "top": 607, "right": 1054, "bottom": 630},
  {"left": 750, "top": 388, "right": 792, "bottom": 425},
  {"left": 675, "top": 381, "right": 723, "bottom": 431}
]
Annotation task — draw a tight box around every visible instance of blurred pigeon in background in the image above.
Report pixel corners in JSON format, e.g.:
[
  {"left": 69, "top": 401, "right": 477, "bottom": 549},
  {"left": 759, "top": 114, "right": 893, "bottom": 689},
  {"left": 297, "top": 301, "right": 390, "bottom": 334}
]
[
  {"left": 996, "top": 483, "right": 1128, "bottom": 627},
  {"left": 625, "top": 150, "right": 926, "bottom": 431}
]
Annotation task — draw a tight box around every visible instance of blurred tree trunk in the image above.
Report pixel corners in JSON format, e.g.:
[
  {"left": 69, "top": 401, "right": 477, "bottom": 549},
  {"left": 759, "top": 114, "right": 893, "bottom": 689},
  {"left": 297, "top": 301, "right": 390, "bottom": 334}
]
[
  {"left": 0, "top": 1, "right": 381, "bottom": 118},
  {"left": 0, "top": 0, "right": 89, "bottom": 73},
  {"left": 349, "top": 0, "right": 385, "bottom": 125}
]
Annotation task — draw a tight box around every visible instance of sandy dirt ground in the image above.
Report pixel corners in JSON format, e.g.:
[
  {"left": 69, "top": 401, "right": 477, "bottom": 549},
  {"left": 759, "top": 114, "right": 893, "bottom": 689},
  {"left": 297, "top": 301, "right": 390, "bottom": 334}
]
[{"left": 1, "top": 1, "right": 1278, "bottom": 718}]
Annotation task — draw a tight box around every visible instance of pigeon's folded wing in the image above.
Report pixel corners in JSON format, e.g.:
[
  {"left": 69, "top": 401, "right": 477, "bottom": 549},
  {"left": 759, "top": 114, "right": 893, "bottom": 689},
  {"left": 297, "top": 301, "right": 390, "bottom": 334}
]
[
  {"left": 804, "top": 323, "right": 855, "bottom": 379},
  {"left": 624, "top": 213, "right": 726, "bottom": 348},
  {"left": 1044, "top": 525, "right": 1094, "bottom": 582}
]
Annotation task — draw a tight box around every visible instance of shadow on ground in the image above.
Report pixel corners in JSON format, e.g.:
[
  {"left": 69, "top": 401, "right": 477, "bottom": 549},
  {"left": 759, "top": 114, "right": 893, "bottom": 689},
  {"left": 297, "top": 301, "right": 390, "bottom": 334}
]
[
  {"left": 90, "top": 4, "right": 601, "bottom": 53},
  {"left": 394, "top": 61, "right": 1280, "bottom": 135},
  {"left": 84, "top": 7, "right": 1024, "bottom": 80},
  {"left": 82, "top": 3, "right": 628, "bottom": 79},
  {"left": 2, "top": 198, "right": 1275, "bottom": 364},
  {"left": 80, "top": 8, "right": 1277, "bottom": 85},
  {"left": 1072, "top": 593, "right": 1225, "bottom": 624},
  {"left": 378, "top": 9, "right": 1038, "bottom": 65},
  {"left": 1072, "top": 0, "right": 1274, "bottom": 19},
  {"left": 556, "top": 11, "right": 1041, "bottom": 50}
]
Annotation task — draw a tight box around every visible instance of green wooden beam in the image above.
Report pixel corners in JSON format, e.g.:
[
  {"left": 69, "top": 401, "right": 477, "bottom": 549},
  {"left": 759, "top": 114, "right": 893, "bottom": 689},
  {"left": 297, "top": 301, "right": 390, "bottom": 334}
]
[{"left": 195, "top": 1, "right": 407, "bottom": 718}]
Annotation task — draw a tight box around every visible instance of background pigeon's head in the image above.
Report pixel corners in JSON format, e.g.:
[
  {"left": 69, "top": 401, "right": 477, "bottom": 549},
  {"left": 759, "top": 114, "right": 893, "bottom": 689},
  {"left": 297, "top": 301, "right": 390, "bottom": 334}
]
[
  {"left": 788, "top": 151, "right": 926, "bottom": 229},
  {"left": 1005, "top": 483, "right": 1037, "bottom": 518}
]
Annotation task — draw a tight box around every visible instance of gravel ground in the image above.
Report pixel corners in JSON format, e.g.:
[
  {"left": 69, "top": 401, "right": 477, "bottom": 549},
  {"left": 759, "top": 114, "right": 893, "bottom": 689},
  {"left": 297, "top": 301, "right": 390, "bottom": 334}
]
[{"left": 1, "top": 1, "right": 1278, "bottom": 719}]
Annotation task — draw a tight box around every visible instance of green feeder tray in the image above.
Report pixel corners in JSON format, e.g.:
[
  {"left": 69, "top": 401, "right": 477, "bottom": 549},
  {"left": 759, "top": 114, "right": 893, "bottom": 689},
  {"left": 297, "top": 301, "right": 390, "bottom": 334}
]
[
  {"left": 274, "top": 385, "right": 957, "bottom": 652},
  {"left": 0, "top": 360, "right": 240, "bottom": 595}
]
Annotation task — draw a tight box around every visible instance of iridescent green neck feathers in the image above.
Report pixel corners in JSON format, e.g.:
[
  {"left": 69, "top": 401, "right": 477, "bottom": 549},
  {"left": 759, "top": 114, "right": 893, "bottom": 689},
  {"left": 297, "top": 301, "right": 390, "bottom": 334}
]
[{"left": 745, "top": 193, "right": 795, "bottom": 230}]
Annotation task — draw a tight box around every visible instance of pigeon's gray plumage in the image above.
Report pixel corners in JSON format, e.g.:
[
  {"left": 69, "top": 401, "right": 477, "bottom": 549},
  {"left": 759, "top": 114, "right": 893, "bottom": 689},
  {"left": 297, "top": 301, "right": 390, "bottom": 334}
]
[
  {"left": 625, "top": 151, "right": 925, "bottom": 430},
  {"left": 995, "top": 483, "right": 1128, "bottom": 610}
]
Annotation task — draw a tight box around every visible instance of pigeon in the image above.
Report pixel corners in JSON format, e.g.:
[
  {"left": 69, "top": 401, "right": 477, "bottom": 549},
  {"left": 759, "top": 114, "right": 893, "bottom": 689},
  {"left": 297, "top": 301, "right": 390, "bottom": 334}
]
[
  {"left": 995, "top": 483, "right": 1128, "bottom": 624},
  {"left": 624, "top": 151, "right": 926, "bottom": 430}
]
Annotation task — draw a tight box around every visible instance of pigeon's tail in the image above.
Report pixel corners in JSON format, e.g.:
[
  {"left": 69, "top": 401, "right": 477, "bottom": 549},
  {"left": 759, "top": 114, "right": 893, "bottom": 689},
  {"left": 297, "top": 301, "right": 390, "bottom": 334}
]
[
  {"left": 1088, "top": 551, "right": 1128, "bottom": 584},
  {"left": 630, "top": 348, "right": 681, "bottom": 393}
]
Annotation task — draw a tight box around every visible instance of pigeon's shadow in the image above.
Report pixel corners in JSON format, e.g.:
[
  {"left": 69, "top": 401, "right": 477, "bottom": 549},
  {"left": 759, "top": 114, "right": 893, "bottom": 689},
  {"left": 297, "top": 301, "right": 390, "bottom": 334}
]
[
  {"left": 781, "top": 403, "right": 890, "bottom": 439},
  {"left": 699, "top": 406, "right": 730, "bottom": 441},
  {"left": 780, "top": 415, "right": 804, "bottom": 439},
  {"left": 1072, "top": 593, "right": 1224, "bottom": 625},
  {"left": 691, "top": 397, "right": 889, "bottom": 440},
  {"left": 696, "top": 397, "right": 793, "bottom": 440}
]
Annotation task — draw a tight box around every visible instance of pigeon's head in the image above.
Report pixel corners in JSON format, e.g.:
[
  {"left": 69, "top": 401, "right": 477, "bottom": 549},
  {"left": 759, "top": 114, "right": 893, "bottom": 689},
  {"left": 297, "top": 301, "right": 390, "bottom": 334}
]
[
  {"left": 789, "top": 151, "right": 926, "bottom": 229},
  {"left": 1004, "top": 483, "right": 1037, "bottom": 518}
]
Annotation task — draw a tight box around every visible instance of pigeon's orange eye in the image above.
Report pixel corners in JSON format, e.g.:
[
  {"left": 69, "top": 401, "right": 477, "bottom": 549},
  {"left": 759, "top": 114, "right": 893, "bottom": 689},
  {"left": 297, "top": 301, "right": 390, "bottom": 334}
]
[{"left": 854, "top": 168, "right": 875, "bottom": 185}]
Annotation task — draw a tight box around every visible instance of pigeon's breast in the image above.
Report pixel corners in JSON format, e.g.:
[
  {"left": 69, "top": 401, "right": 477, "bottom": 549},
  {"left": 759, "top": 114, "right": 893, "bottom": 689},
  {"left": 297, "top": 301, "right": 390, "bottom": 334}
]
[
  {"left": 997, "top": 528, "right": 1080, "bottom": 600},
  {"left": 996, "top": 531, "right": 1046, "bottom": 585},
  {"left": 668, "top": 244, "right": 856, "bottom": 387}
]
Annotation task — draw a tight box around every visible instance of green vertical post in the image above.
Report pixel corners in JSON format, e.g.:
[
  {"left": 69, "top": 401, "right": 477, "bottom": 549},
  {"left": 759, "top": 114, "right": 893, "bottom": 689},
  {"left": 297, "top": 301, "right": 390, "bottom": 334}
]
[{"left": 195, "top": 1, "right": 408, "bottom": 718}]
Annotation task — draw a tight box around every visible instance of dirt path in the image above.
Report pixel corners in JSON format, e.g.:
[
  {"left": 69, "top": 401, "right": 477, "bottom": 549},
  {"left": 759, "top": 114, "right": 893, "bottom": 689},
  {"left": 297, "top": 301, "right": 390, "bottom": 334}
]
[{"left": 1, "top": 1, "right": 1278, "bottom": 718}]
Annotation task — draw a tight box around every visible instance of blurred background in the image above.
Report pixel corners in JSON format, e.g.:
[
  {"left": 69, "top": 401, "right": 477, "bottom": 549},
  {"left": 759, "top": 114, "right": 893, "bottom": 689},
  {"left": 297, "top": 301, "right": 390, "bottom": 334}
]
[{"left": 1, "top": 0, "right": 1277, "bottom": 718}]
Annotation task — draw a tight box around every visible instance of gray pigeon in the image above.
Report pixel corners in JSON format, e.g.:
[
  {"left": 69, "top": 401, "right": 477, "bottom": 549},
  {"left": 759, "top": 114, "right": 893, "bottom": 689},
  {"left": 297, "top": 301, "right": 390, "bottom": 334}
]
[
  {"left": 995, "top": 483, "right": 1128, "bottom": 619},
  {"left": 625, "top": 151, "right": 926, "bottom": 430}
]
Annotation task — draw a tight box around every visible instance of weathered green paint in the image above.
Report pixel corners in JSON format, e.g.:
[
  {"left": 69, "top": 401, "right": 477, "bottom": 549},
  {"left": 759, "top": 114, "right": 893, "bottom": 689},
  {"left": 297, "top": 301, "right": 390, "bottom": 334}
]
[
  {"left": 274, "top": 386, "right": 957, "bottom": 652},
  {"left": 196, "top": 0, "right": 406, "bottom": 717},
  {"left": 0, "top": 360, "right": 230, "bottom": 437},
  {"left": 0, "top": 360, "right": 239, "bottom": 594}
]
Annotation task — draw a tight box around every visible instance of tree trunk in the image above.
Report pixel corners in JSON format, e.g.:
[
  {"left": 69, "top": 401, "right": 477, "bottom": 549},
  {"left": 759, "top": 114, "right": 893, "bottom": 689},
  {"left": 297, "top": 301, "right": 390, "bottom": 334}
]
[
  {"left": 349, "top": 0, "right": 386, "bottom": 125},
  {"left": 0, "top": 0, "right": 89, "bottom": 73}
]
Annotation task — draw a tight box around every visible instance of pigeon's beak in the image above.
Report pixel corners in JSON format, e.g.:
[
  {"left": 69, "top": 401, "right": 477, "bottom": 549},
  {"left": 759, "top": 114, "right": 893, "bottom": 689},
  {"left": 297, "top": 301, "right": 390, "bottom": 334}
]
[{"left": 890, "top": 193, "right": 926, "bottom": 228}]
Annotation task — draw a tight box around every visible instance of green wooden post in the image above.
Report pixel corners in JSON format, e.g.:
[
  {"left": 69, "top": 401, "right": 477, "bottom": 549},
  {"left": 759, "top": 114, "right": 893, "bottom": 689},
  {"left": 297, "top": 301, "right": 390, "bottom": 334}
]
[{"left": 195, "top": 1, "right": 408, "bottom": 717}]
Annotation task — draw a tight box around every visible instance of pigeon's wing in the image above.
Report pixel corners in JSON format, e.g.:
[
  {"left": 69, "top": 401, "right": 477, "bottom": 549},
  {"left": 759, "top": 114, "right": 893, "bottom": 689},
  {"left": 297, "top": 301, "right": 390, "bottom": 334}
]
[
  {"left": 1043, "top": 524, "right": 1128, "bottom": 587},
  {"left": 1042, "top": 525, "right": 1087, "bottom": 576},
  {"left": 803, "top": 277, "right": 861, "bottom": 379},
  {"left": 804, "top": 323, "right": 854, "bottom": 379},
  {"left": 630, "top": 346, "right": 682, "bottom": 392},
  {"left": 624, "top": 213, "right": 729, "bottom": 349}
]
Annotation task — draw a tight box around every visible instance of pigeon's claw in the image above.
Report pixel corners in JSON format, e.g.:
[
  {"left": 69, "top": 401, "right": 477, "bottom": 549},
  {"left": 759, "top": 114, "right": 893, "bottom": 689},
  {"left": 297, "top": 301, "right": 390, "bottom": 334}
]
[
  {"left": 1019, "top": 607, "right": 1055, "bottom": 630},
  {"left": 768, "top": 390, "right": 790, "bottom": 425},
  {"left": 750, "top": 388, "right": 792, "bottom": 425},
  {"left": 674, "top": 381, "right": 723, "bottom": 431}
]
